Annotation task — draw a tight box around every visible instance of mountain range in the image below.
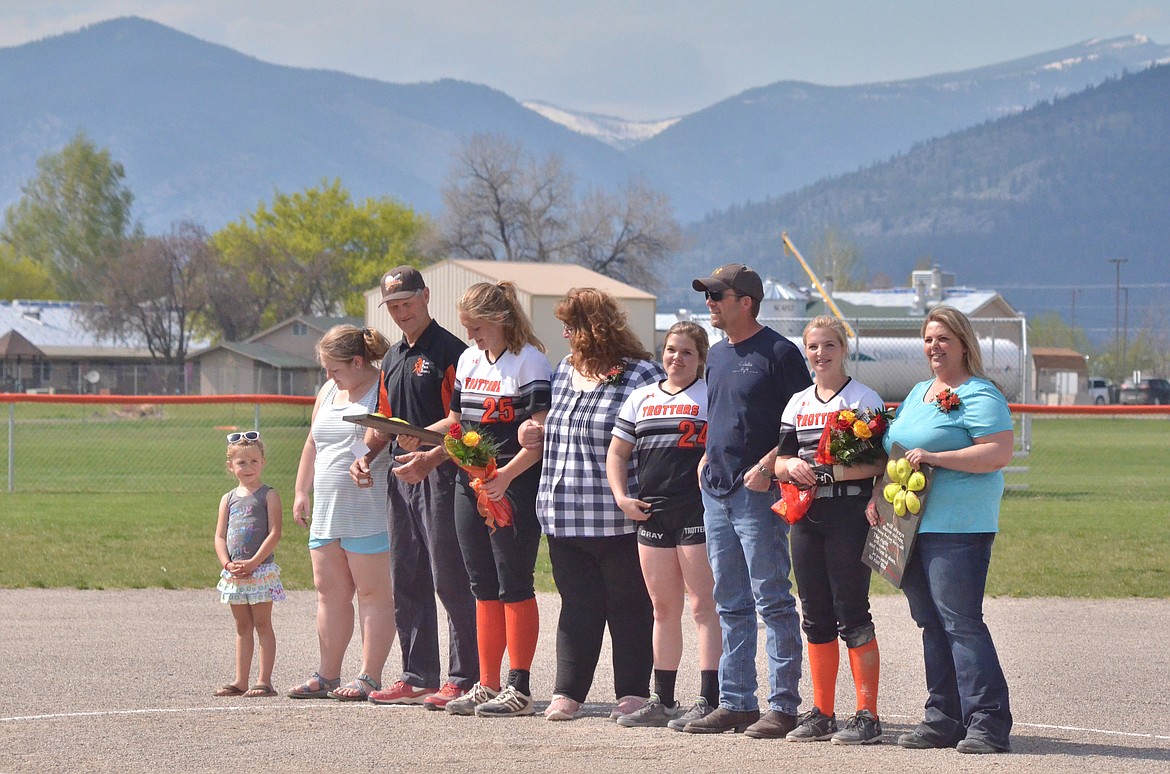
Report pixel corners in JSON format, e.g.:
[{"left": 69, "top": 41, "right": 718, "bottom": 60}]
[
  {"left": 1, "top": 16, "right": 1168, "bottom": 342},
  {"left": 2, "top": 17, "right": 1167, "bottom": 228},
  {"left": 673, "top": 63, "right": 1170, "bottom": 341}
]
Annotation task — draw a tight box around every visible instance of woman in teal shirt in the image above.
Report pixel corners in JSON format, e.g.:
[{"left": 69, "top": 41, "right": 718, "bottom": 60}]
[{"left": 868, "top": 306, "right": 1014, "bottom": 754}]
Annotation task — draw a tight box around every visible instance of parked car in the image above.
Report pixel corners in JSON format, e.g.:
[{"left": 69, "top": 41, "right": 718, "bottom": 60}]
[
  {"left": 1118, "top": 378, "right": 1170, "bottom": 405},
  {"left": 1086, "top": 377, "right": 1117, "bottom": 405}
]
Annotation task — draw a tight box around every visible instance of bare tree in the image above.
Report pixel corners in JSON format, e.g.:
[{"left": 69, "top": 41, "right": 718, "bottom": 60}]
[
  {"left": 437, "top": 134, "right": 681, "bottom": 288},
  {"left": 568, "top": 179, "right": 682, "bottom": 291},
  {"left": 82, "top": 221, "right": 213, "bottom": 365},
  {"left": 438, "top": 134, "right": 574, "bottom": 262}
]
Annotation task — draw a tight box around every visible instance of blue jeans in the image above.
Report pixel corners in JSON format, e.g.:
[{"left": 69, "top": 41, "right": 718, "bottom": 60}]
[
  {"left": 901, "top": 532, "right": 1012, "bottom": 749},
  {"left": 701, "top": 484, "right": 802, "bottom": 714}
]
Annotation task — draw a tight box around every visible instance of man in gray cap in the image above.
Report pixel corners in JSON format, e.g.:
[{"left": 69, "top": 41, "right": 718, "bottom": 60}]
[
  {"left": 683, "top": 263, "right": 812, "bottom": 738},
  {"left": 351, "top": 265, "right": 479, "bottom": 709}
]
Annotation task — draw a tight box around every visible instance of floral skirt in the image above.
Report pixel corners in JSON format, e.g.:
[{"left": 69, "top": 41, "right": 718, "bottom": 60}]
[{"left": 216, "top": 562, "right": 287, "bottom": 605}]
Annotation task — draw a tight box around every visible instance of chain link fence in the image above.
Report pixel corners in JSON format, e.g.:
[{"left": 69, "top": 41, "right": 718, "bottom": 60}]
[
  {"left": 4, "top": 396, "right": 1168, "bottom": 522},
  {"left": 3, "top": 396, "right": 313, "bottom": 494}
]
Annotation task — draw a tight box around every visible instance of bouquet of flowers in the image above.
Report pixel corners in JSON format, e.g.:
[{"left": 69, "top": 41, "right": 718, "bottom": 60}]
[
  {"left": 444, "top": 422, "right": 513, "bottom": 532},
  {"left": 814, "top": 406, "right": 896, "bottom": 467}
]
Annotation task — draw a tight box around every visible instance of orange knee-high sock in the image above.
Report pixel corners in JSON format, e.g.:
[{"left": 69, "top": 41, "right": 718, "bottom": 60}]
[
  {"left": 503, "top": 597, "right": 540, "bottom": 672},
  {"left": 476, "top": 599, "right": 507, "bottom": 690},
  {"left": 847, "top": 638, "right": 880, "bottom": 716},
  {"left": 808, "top": 640, "right": 840, "bottom": 716}
]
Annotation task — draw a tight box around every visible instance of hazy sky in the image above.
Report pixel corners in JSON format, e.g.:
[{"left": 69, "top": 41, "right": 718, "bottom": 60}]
[{"left": 3, "top": 1, "right": 1170, "bottom": 119}]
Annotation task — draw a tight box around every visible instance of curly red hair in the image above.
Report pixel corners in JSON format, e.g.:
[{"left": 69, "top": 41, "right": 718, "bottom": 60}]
[{"left": 555, "top": 287, "right": 651, "bottom": 377}]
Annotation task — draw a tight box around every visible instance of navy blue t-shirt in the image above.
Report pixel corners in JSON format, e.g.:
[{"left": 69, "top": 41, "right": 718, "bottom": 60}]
[{"left": 702, "top": 326, "right": 812, "bottom": 497}]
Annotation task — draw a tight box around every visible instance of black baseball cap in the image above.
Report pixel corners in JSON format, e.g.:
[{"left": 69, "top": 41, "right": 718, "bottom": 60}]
[{"left": 692, "top": 263, "right": 764, "bottom": 301}]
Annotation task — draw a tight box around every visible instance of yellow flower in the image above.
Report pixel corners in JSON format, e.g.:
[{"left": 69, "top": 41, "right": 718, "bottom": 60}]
[
  {"left": 462, "top": 431, "right": 481, "bottom": 448},
  {"left": 840, "top": 410, "right": 857, "bottom": 424},
  {"left": 853, "top": 420, "right": 872, "bottom": 439}
]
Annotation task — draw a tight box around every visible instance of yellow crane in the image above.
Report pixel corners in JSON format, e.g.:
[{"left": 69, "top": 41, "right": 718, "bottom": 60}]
[{"left": 781, "top": 231, "right": 856, "bottom": 338}]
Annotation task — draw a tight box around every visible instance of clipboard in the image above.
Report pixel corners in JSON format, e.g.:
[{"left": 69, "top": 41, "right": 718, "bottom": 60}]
[{"left": 344, "top": 414, "right": 446, "bottom": 447}]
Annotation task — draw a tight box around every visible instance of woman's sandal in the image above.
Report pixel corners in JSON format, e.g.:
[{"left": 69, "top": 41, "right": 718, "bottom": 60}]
[
  {"left": 288, "top": 671, "right": 341, "bottom": 699},
  {"left": 328, "top": 673, "right": 381, "bottom": 702},
  {"left": 214, "top": 683, "right": 246, "bottom": 697},
  {"left": 243, "top": 683, "right": 277, "bottom": 698}
]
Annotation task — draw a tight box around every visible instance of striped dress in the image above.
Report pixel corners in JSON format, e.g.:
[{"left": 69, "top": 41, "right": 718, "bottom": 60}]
[{"left": 309, "top": 380, "right": 391, "bottom": 541}]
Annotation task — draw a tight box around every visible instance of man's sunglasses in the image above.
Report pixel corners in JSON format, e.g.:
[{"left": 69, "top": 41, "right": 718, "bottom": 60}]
[
  {"left": 704, "top": 290, "right": 741, "bottom": 302},
  {"left": 227, "top": 430, "right": 261, "bottom": 444}
]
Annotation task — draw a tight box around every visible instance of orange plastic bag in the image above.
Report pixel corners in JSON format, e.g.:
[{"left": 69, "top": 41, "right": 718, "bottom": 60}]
[{"left": 771, "top": 482, "right": 815, "bottom": 525}]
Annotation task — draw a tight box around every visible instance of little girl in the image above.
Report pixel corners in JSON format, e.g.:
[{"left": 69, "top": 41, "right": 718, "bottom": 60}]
[{"left": 214, "top": 431, "right": 285, "bottom": 698}]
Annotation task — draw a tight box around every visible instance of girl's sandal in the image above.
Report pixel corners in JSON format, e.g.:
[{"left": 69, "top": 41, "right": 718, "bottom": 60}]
[
  {"left": 214, "top": 684, "right": 246, "bottom": 697},
  {"left": 328, "top": 673, "right": 381, "bottom": 702},
  {"left": 288, "top": 671, "right": 341, "bottom": 699},
  {"left": 243, "top": 683, "right": 277, "bottom": 698}
]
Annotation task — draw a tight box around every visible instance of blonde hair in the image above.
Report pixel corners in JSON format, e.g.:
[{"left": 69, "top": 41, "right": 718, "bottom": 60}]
[
  {"left": 555, "top": 287, "right": 652, "bottom": 377},
  {"left": 317, "top": 324, "right": 391, "bottom": 365},
  {"left": 922, "top": 305, "right": 986, "bottom": 379},
  {"left": 225, "top": 437, "right": 265, "bottom": 466},
  {"left": 802, "top": 316, "right": 850, "bottom": 357},
  {"left": 457, "top": 281, "right": 546, "bottom": 354},
  {"left": 665, "top": 321, "right": 710, "bottom": 368}
]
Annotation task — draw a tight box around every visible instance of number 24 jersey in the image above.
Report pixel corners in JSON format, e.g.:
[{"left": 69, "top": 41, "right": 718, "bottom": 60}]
[{"left": 613, "top": 378, "right": 707, "bottom": 513}]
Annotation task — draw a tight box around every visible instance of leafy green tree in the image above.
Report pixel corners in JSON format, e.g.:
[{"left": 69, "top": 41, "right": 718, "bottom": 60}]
[
  {"left": 1, "top": 132, "right": 137, "bottom": 298},
  {"left": 0, "top": 243, "right": 57, "bottom": 299},
  {"left": 208, "top": 179, "right": 430, "bottom": 339},
  {"left": 1027, "top": 311, "right": 1094, "bottom": 353},
  {"left": 810, "top": 227, "right": 867, "bottom": 291},
  {"left": 1093, "top": 304, "right": 1170, "bottom": 383}
]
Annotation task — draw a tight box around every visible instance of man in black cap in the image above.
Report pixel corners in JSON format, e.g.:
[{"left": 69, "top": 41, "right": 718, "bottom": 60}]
[
  {"left": 683, "top": 263, "right": 812, "bottom": 738},
  {"left": 351, "top": 265, "right": 479, "bottom": 709}
]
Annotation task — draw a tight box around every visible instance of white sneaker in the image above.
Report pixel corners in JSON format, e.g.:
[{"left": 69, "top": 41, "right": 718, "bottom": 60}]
[
  {"left": 474, "top": 685, "right": 535, "bottom": 717},
  {"left": 445, "top": 682, "right": 499, "bottom": 716}
]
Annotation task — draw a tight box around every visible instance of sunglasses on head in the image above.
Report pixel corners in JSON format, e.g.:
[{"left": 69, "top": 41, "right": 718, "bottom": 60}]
[
  {"left": 704, "top": 290, "right": 741, "bottom": 302},
  {"left": 227, "top": 430, "right": 261, "bottom": 444}
]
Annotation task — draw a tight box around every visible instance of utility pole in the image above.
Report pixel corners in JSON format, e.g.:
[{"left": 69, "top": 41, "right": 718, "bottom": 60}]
[
  {"left": 1122, "top": 286, "right": 1129, "bottom": 380},
  {"left": 1108, "top": 258, "right": 1127, "bottom": 375}
]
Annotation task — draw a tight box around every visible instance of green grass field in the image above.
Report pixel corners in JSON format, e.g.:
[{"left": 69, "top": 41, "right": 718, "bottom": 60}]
[{"left": 0, "top": 404, "right": 1165, "bottom": 597}]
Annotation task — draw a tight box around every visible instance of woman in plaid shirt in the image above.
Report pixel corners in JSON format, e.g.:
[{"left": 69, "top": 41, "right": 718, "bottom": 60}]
[{"left": 520, "top": 288, "right": 665, "bottom": 722}]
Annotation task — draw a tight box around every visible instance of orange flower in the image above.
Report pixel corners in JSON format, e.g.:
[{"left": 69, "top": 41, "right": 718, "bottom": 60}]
[{"left": 853, "top": 420, "right": 873, "bottom": 439}]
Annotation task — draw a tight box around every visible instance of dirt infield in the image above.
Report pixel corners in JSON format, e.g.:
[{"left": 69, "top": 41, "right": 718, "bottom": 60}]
[{"left": 3, "top": 589, "right": 1168, "bottom": 773}]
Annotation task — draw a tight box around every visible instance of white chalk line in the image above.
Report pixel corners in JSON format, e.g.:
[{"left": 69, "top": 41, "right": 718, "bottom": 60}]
[
  {"left": 2, "top": 705, "right": 1169, "bottom": 742},
  {"left": 881, "top": 711, "right": 1170, "bottom": 742},
  {"left": 0, "top": 702, "right": 388, "bottom": 723}
]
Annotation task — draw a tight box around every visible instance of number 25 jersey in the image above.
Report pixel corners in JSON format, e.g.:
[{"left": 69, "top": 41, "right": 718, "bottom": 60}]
[{"left": 451, "top": 343, "right": 552, "bottom": 464}]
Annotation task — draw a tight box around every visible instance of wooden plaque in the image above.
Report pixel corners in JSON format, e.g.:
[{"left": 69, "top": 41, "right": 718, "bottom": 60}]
[
  {"left": 862, "top": 443, "right": 934, "bottom": 588},
  {"left": 343, "top": 414, "right": 446, "bottom": 447}
]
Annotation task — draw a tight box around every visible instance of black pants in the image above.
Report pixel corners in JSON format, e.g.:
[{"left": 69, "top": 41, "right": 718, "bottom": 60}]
[
  {"left": 386, "top": 461, "right": 479, "bottom": 689},
  {"left": 790, "top": 494, "right": 875, "bottom": 647},
  {"left": 547, "top": 532, "right": 653, "bottom": 703},
  {"left": 454, "top": 466, "right": 542, "bottom": 603}
]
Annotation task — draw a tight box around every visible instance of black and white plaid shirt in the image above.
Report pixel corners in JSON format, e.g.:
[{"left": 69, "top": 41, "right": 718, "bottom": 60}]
[{"left": 536, "top": 356, "right": 665, "bottom": 537}]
